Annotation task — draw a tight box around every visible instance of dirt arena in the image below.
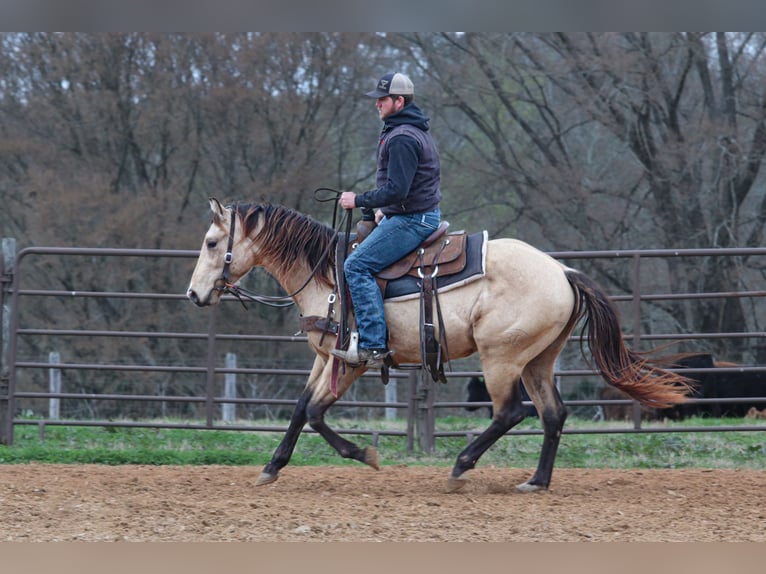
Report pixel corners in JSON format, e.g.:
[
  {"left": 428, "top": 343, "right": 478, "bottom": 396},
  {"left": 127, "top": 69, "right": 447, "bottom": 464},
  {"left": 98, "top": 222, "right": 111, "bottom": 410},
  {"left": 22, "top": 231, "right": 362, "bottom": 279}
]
[{"left": 0, "top": 463, "right": 764, "bottom": 542}]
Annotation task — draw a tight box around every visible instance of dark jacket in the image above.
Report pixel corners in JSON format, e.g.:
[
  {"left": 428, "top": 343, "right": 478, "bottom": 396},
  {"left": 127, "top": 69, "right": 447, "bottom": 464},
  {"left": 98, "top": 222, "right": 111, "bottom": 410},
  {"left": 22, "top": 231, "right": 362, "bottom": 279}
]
[{"left": 355, "top": 103, "right": 442, "bottom": 219}]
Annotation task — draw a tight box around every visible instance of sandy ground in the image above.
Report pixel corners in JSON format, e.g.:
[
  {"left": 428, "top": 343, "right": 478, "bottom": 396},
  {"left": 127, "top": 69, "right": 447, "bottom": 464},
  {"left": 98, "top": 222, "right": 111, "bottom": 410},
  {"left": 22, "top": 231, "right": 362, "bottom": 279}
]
[{"left": 0, "top": 463, "right": 764, "bottom": 542}]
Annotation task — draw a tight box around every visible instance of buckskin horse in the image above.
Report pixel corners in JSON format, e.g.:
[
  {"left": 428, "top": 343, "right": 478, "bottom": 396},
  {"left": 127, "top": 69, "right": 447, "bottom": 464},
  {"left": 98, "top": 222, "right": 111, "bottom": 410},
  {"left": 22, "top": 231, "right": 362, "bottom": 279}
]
[{"left": 187, "top": 198, "right": 690, "bottom": 493}]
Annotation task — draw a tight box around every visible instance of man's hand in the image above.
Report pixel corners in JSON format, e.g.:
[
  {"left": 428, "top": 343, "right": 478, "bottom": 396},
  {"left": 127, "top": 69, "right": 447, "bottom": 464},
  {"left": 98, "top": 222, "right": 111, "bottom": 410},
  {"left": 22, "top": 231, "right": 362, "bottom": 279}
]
[
  {"left": 374, "top": 209, "right": 384, "bottom": 224},
  {"left": 339, "top": 191, "right": 356, "bottom": 209}
]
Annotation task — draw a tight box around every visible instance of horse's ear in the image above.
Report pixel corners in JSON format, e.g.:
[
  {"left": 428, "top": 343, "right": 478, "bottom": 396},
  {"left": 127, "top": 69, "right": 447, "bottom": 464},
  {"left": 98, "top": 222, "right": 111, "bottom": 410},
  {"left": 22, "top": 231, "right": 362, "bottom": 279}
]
[{"left": 209, "top": 198, "right": 226, "bottom": 218}]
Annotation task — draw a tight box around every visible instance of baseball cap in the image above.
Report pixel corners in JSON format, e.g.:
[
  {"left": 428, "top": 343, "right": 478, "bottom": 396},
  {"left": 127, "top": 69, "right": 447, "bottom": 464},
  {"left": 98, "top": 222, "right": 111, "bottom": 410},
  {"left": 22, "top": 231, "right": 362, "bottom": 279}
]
[{"left": 365, "top": 72, "right": 414, "bottom": 98}]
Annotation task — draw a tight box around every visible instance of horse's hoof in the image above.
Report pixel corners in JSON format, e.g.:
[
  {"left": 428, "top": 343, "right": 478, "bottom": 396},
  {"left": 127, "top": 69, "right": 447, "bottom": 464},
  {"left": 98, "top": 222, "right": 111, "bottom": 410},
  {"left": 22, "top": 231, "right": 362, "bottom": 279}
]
[
  {"left": 256, "top": 470, "right": 279, "bottom": 486},
  {"left": 515, "top": 481, "right": 545, "bottom": 493},
  {"left": 363, "top": 446, "right": 380, "bottom": 470},
  {"left": 446, "top": 473, "right": 469, "bottom": 493}
]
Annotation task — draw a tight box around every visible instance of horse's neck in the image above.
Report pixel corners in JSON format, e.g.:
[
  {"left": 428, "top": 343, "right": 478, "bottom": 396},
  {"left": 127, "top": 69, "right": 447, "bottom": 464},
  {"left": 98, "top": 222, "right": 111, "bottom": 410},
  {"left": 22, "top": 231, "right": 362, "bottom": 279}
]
[
  {"left": 294, "top": 283, "right": 336, "bottom": 316},
  {"left": 261, "top": 259, "right": 333, "bottom": 316}
]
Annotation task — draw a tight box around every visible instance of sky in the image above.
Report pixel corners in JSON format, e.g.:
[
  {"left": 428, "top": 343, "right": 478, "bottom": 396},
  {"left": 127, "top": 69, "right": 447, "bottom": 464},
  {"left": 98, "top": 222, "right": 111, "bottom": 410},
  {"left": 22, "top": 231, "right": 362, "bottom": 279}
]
[{"left": 0, "top": 0, "right": 763, "bottom": 32}]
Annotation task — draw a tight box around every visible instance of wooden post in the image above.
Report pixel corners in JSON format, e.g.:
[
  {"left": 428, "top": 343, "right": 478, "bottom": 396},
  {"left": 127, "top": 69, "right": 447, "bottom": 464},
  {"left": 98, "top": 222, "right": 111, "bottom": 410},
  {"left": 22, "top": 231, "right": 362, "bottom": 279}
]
[
  {"left": 49, "top": 351, "right": 61, "bottom": 420},
  {"left": 222, "top": 352, "right": 237, "bottom": 423}
]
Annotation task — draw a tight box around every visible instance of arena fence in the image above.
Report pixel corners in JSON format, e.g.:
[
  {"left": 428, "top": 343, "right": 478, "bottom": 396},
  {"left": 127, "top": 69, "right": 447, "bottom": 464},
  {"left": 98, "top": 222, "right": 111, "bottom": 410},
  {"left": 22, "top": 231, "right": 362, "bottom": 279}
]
[{"left": 1, "top": 238, "right": 765, "bottom": 451}]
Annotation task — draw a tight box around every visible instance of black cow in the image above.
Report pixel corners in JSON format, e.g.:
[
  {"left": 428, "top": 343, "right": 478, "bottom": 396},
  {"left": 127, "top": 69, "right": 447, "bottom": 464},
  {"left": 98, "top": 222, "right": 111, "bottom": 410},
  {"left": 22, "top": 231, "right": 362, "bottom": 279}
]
[
  {"left": 465, "top": 376, "right": 537, "bottom": 418},
  {"left": 674, "top": 353, "right": 766, "bottom": 418},
  {"left": 600, "top": 353, "right": 766, "bottom": 420}
]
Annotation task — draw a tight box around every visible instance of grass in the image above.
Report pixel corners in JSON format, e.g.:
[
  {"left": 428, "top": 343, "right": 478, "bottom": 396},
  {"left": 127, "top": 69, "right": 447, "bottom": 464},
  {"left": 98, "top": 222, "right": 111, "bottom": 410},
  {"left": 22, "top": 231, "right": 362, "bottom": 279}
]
[{"left": 0, "top": 415, "right": 764, "bottom": 469}]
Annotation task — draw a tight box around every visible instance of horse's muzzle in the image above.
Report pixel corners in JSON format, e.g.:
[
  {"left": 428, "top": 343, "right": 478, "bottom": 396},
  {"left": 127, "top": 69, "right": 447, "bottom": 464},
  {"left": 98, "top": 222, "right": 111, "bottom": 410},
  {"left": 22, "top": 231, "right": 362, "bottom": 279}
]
[{"left": 187, "top": 287, "right": 209, "bottom": 307}]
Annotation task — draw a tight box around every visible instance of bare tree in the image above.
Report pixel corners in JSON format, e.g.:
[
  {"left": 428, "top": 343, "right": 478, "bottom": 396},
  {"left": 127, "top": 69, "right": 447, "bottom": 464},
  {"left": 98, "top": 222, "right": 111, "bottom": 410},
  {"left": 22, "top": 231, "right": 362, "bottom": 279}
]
[{"left": 0, "top": 32, "right": 389, "bottom": 417}]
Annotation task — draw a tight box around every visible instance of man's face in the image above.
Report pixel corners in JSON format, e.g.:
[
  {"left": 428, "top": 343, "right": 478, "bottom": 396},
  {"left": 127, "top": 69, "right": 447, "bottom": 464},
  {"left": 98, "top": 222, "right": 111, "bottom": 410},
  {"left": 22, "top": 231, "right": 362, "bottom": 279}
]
[{"left": 376, "top": 95, "right": 403, "bottom": 120}]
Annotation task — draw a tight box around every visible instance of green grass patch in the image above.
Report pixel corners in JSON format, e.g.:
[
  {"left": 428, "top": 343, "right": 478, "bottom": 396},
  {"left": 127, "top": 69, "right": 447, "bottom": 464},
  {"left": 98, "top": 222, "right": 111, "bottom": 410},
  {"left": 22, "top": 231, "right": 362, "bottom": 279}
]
[{"left": 0, "top": 416, "right": 763, "bottom": 469}]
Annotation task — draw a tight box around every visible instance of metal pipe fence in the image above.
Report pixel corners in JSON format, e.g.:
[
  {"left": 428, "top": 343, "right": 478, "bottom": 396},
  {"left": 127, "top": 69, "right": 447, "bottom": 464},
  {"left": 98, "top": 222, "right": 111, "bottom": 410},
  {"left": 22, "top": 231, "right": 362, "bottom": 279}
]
[{"left": 1, "top": 241, "right": 765, "bottom": 450}]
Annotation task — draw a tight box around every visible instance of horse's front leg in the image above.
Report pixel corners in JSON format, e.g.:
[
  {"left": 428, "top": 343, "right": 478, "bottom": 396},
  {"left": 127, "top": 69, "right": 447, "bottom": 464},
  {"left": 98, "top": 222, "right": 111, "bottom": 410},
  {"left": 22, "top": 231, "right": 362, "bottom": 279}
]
[
  {"left": 257, "top": 356, "right": 324, "bottom": 486},
  {"left": 256, "top": 386, "right": 311, "bottom": 486}
]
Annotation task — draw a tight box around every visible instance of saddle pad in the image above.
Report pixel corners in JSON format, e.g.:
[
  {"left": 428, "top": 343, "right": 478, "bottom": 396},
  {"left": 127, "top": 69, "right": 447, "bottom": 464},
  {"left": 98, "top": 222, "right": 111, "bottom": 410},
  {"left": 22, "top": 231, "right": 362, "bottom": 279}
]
[{"left": 383, "top": 231, "right": 488, "bottom": 301}]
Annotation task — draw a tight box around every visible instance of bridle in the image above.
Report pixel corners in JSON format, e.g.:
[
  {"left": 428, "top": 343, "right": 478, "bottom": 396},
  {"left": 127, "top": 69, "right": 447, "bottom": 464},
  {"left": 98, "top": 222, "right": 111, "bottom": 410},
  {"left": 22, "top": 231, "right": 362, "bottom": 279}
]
[
  {"left": 213, "top": 199, "right": 348, "bottom": 309},
  {"left": 214, "top": 208, "right": 237, "bottom": 293}
]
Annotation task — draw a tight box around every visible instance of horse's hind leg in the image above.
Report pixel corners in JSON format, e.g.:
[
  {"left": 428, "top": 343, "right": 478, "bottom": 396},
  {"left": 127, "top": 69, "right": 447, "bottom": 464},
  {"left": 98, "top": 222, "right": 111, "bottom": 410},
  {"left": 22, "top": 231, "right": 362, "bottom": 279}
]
[
  {"left": 305, "top": 384, "right": 380, "bottom": 471},
  {"left": 515, "top": 359, "right": 567, "bottom": 492},
  {"left": 448, "top": 369, "right": 528, "bottom": 492}
]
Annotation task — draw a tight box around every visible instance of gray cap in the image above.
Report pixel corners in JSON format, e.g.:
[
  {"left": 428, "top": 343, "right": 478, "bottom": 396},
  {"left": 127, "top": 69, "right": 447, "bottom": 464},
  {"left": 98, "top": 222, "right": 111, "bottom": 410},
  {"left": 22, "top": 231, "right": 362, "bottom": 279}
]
[{"left": 365, "top": 72, "right": 414, "bottom": 98}]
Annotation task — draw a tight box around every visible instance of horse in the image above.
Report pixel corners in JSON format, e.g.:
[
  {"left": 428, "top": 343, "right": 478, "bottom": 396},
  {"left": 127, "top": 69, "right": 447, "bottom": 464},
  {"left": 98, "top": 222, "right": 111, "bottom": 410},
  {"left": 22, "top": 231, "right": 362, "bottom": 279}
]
[{"left": 187, "top": 198, "right": 691, "bottom": 493}]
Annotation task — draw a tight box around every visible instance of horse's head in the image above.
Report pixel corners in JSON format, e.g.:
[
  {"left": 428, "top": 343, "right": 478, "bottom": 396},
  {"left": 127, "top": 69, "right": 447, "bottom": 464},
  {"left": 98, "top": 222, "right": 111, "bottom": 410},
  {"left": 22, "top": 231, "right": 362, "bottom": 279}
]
[
  {"left": 188, "top": 198, "right": 337, "bottom": 307},
  {"left": 187, "top": 198, "right": 254, "bottom": 306}
]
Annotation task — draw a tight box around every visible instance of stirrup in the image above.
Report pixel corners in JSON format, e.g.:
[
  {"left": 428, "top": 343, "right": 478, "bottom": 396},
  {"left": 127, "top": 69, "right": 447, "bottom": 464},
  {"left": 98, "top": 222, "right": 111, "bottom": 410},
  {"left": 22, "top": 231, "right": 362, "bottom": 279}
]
[
  {"left": 331, "top": 333, "right": 393, "bottom": 368},
  {"left": 331, "top": 332, "right": 361, "bottom": 365}
]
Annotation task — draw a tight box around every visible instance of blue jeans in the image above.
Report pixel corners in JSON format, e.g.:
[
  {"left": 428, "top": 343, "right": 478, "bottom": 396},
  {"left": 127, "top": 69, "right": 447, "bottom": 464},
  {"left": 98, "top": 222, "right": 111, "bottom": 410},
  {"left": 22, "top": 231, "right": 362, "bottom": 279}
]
[{"left": 344, "top": 209, "right": 440, "bottom": 349}]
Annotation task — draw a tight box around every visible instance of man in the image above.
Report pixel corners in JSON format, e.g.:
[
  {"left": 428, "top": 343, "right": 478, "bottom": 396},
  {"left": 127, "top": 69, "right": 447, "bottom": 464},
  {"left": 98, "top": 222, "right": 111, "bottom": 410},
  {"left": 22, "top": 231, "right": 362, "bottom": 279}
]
[{"left": 331, "top": 72, "right": 442, "bottom": 368}]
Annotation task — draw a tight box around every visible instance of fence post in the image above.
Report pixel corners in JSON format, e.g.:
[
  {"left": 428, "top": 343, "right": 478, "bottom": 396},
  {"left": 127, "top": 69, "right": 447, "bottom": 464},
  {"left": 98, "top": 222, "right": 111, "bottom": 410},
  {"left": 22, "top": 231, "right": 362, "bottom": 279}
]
[
  {"left": 0, "top": 238, "right": 16, "bottom": 444},
  {"left": 204, "top": 306, "right": 218, "bottom": 427},
  {"left": 384, "top": 374, "right": 397, "bottom": 421},
  {"left": 415, "top": 368, "right": 435, "bottom": 454},
  {"left": 406, "top": 369, "right": 417, "bottom": 452},
  {"left": 49, "top": 351, "right": 61, "bottom": 420},
  {"left": 630, "top": 253, "right": 643, "bottom": 429},
  {"left": 222, "top": 352, "right": 237, "bottom": 423}
]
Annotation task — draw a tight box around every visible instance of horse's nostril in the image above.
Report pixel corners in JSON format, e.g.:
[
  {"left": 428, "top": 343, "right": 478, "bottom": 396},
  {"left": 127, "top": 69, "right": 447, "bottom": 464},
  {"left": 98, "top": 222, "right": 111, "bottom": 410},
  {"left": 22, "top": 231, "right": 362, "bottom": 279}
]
[{"left": 187, "top": 289, "right": 199, "bottom": 304}]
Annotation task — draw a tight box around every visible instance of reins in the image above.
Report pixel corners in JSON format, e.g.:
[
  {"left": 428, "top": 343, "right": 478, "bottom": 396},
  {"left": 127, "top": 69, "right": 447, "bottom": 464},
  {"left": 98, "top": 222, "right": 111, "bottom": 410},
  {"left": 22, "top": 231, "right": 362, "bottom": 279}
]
[{"left": 215, "top": 189, "right": 351, "bottom": 309}]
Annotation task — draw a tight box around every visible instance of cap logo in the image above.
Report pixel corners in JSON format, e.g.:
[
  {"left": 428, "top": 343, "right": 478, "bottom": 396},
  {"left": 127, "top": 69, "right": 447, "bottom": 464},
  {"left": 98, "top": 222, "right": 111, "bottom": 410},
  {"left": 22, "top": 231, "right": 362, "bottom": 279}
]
[{"left": 365, "top": 72, "right": 412, "bottom": 98}]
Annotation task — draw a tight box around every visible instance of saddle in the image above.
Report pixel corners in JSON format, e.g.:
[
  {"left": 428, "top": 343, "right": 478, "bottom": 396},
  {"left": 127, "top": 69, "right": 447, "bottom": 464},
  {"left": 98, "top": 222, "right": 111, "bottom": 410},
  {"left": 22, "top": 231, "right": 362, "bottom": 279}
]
[{"left": 355, "top": 220, "right": 468, "bottom": 294}]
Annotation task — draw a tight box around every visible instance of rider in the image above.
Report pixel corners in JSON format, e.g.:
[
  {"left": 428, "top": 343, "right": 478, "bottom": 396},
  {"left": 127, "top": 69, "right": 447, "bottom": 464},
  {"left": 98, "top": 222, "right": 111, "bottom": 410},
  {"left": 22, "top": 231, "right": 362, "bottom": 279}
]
[{"left": 331, "top": 72, "right": 442, "bottom": 368}]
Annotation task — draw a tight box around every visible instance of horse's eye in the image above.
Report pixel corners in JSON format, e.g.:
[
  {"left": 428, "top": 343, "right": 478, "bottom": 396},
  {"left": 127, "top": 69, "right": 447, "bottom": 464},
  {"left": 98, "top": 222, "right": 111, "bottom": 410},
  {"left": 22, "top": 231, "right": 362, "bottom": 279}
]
[{"left": 207, "top": 240, "right": 217, "bottom": 249}]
